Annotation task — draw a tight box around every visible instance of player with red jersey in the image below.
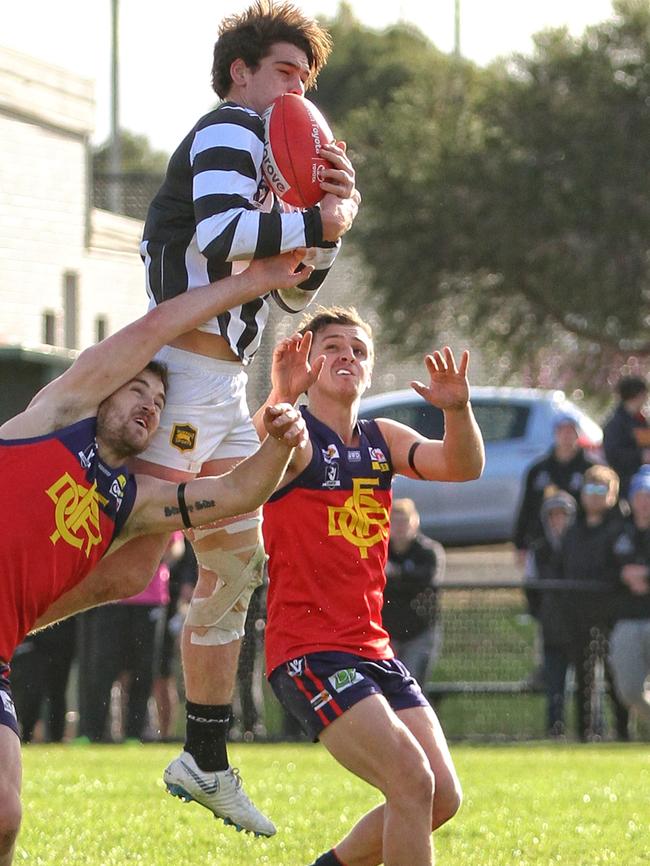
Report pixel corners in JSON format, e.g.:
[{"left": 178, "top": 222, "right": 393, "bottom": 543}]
[
  {"left": 0, "top": 252, "right": 310, "bottom": 866},
  {"left": 254, "top": 308, "right": 485, "bottom": 866}
]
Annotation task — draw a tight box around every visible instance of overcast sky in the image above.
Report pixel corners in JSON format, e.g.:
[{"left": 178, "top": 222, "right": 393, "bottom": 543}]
[{"left": 3, "top": 1, "right": 615, "bottom": 151}]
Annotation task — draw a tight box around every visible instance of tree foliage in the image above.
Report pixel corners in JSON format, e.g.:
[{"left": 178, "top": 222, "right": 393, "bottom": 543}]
[
  {"left": 321, "top": 1, "right": 650, "bottom": 389},
  {"left": 93, "top": 130, "right": 168, "bottom": 174}
]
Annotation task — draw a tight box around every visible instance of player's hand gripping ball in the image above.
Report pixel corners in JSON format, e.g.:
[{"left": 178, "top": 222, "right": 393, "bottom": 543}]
[{"left": 262, "top": 94, "right": 335, "bottom": 208}]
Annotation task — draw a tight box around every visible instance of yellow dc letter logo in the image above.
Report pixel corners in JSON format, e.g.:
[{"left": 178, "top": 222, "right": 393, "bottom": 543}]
[
  {"left": 47, "top": 473, "right": 108, "bottom": 557},
  {"left": 327, "top": 478, "right": 389, "bottom": 558}
]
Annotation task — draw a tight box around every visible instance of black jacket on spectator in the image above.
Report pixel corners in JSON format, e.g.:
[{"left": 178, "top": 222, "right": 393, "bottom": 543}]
[
  {"left": 560, "top": 509, "right": 624, "bottom": 632},
  {"left": 603, "top": 404, "right": 648, "bottom": 498},
  {"left": 514, "top": 449, "right": 593, "bottom": 550},
  {"left": 527, "top": 535, "right": 572, "bottom": 649},
  {"left": 611, "top": 518, "right": 650, "bottom": 621},
  {"left": 382, "top": 534, "right": 439, "bottom": 641}
]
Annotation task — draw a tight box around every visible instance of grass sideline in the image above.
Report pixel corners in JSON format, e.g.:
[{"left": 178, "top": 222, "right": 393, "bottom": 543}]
[{"left": 19, "top": 741, "right": 650, "bottom": 865}]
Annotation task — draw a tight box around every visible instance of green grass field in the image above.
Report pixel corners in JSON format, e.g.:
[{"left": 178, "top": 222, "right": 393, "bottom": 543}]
[{"left": 18, "top": 742, "right": 650, "bottom": 865}]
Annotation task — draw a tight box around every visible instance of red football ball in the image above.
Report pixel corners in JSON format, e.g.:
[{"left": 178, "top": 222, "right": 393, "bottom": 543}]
[{"left": 262, "top": 94, "right": 335, "bottom": 208}]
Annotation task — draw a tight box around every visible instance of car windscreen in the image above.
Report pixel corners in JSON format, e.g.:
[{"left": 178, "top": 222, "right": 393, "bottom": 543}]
[{"left": 361, "top": 399, "right": 529, "bottom": 443}]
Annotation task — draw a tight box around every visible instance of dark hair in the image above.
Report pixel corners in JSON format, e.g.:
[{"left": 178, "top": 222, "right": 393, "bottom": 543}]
[
  {"left": 144, "top": 360, "right": 169, "bottom": 396},
  {"left": 617, "top": 375, "right": 648, "bottom": 402},
  {"left": 298, "top": 305, "right": 373, "bottom": 341},
  {"left": 212, "top": 1, "right": 332, "bottom": 98}
]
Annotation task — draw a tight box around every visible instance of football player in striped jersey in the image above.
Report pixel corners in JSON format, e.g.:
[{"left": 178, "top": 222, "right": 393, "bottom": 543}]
[{"left": 42, "top": 1, "right": 359, "bottom": 839}]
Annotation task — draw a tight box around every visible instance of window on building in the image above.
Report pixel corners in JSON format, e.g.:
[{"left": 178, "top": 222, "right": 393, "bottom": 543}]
[
  {"left": 95, "top": 315, "right": 108, "bottom": 343},
  {"left": 43, "top": 311, "right": 56, "bottom": 346},
  {"left": 63, "top": 271, "right": 79, "bottom": 349}
]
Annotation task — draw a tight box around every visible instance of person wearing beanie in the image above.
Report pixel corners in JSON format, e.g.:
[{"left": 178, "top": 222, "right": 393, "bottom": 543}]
[
  {"left": 603, "top": 376, "right": 650, "bottom": 499},
  {"left": 514, "top": 413, "right": 594, "bottom": 563},
  {"left": 525, "top": 487, "right": 577, "bottom": 736},
  {"left": 608, "top": 468, "right": 650, "bottom": 726}
]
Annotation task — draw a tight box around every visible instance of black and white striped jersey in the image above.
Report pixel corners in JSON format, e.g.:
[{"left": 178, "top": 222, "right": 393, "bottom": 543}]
[{"left": 141, "top": 101, "right": 340, "bottom": 363}]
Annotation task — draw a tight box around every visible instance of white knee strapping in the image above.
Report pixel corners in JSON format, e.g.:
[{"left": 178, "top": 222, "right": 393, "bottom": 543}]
[
  {"left": 189, "top": 516, "right": 261, "bottom": 542},
  {"left": 189, "top": 573, "right": 263, "bottom": 646}
]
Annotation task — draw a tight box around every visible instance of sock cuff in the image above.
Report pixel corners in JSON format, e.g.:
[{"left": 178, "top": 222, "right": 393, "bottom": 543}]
[{"left": 186, "top": 702, "right": 231, "bottom": 723}]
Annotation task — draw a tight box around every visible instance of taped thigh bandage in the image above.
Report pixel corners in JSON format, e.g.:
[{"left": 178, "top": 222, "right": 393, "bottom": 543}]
[{"left": 186, "top": 517, "right": 266, "bottom": 644}]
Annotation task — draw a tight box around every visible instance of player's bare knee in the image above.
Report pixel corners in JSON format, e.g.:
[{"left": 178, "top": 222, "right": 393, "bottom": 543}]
[
  {"left": 387, "top": 745, "right": 434, "bottom": 807},
  {"left": 0, "top": 792, "right": 21, "bottom": 852},
  {"left": 432, "top": 777, "right": 462, "bottom": 828}
]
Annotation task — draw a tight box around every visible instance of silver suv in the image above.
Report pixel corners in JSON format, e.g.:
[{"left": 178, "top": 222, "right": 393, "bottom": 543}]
[{"left": 358, "top": 386, "right": 603, "bottom": 545}]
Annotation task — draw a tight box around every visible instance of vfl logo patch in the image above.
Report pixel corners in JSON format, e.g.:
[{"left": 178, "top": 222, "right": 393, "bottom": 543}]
[
  {"left": 323, "top": 462, "right": 340, "bottom": 489},
  {"left": 347, "top": 449, "right": 361, "bottom": 462},
  {"left": 47, "top": 473, "right": 108, "bottom": 556},
  {"left": 171, "top": 423, "right": 197, "bottom": 453},
  {"left": 329, "top": 668, "right": 363, "bottom": 693},
  {"left": 287, "top": 657, "right": 305, "bottom": 677},
  {"left": 328, "top": 478, "right": 389, "bottom": 559}
]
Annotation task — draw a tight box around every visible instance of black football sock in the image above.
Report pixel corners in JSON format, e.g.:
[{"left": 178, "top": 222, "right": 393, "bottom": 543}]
[
  {"left": 309, "top": 851, "right": 345, "bottom": 866},
  {"left": 184, "top": 702, "right": 231, "bottom": 772}
]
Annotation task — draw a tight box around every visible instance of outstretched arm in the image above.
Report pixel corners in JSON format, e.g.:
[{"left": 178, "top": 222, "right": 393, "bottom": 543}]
[
  {"left": 251, "top": 331, "right": 325, "bottom": 437},
  {"left": 122, "top": 404, "right": 308, "bottom": 540},
  {"left": 23, "top": 252, "right": 312, "bottom": 428},
  {"left": 378, "top": 347, "right": 485, "bottom": 482}
]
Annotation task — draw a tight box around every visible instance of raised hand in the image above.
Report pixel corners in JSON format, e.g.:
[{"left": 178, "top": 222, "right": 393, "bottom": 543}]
[
  {"left": 263, "top": 403, "right": 308, "bottom": 449},
  {"left": 270, "top": 331, "right": 325, "bottom": 404},
  {"left": 410, "top": 347, "right": 470, "bottom": 411},
  {"left": 245, "top": 249, "right": 314, "bottom": 293}
]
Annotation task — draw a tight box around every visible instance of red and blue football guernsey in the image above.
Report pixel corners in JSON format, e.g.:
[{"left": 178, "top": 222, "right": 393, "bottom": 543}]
[
  {"left": 0, "top": 417, "right": 137, "bottom": 662},
  {"left": 263, "top": 407, "right": 394, "bottom": 675}
]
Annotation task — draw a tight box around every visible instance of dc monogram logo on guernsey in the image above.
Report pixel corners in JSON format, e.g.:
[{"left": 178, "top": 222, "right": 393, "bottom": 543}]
[
  {"left": 46, "top": 473, "right": 108, "bottom": 556},
  {"left": 327, "top": 478, "right": 389, "bottom": 559}
]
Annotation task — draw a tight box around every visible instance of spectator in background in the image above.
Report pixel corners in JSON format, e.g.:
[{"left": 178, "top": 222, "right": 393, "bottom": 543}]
[
  {"left": 382, "top": 499, "right": 444, "bottom": 688},
  {"left": 561, "top": 465, "right": 629, "bottom": 741},
  {"left": 80, "top": 537, "right": 180, "bottom": 743},
  {"left": 10, "top": 618, "right": 77, "bottom": 743},
  {"left": 524, "top": 489, "right": 576, "bottom": 737},
  {"left": 514, "top": 414, "right": 594, "bottom": 565},
  {"left": 609, "top": 470, "right": 650, "bottom": 726},
  {"left": 233, "top": 583, "right": 267, "bottom": 742},
  {"left": 603, "top": 375, "right": 650, "bottom": 500},
  {"left": 152, "top": 535, "right": 197, "bottom": 742}
]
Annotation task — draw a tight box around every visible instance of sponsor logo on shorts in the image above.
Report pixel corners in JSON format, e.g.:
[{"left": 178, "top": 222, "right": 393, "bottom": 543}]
[
  {"left": 0, "top": 691, "right": 17, "bottom": 720},
  {"left": 287, "top": 657, "right": 305, "bottom": 677},
  {"left": 329, "top": 668, "right": 363, "bottom": 692},
  {"left": 171, "top": 423, "right": 197, "bottom": 452},
  {"left": 310, "top": 689, "right": 332, "bottom": 711}
]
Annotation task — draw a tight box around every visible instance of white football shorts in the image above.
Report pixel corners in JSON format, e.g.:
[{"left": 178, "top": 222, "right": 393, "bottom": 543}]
[{"left": 140, "top": 345, "right": 260, "bottom": 473}]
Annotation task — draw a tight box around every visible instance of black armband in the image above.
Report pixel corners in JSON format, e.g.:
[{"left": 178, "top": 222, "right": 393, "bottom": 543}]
[
  {"left": 408, "top": 442, "right": 426, "bottom": 480},
  {"left": 177, "top": 482, "right": 193, "bottom": 529}
]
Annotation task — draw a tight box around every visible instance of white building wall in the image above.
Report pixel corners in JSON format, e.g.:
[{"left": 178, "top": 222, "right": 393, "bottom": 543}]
[
  {"left": 0, "top": 113, "right": 88, "bottom": 346},
  {"left": 0, "top": 45, "right": 146, "bottom": 355}
]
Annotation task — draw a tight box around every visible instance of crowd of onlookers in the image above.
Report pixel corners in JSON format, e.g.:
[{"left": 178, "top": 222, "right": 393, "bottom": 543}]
[
  {"left": 10, "top": 376, "right": 650, "bottom": 744},
  {"left": 517, "top": 375, "right": 650, "bottom": 740}
]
